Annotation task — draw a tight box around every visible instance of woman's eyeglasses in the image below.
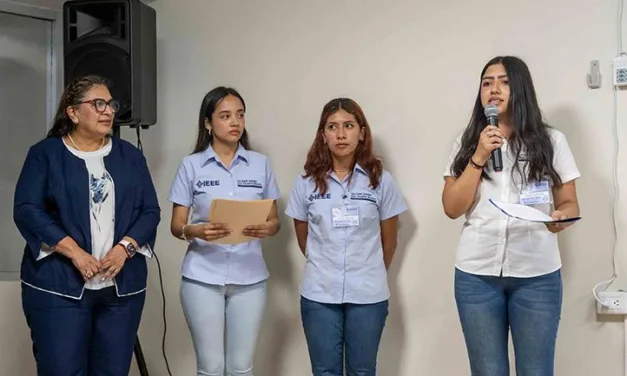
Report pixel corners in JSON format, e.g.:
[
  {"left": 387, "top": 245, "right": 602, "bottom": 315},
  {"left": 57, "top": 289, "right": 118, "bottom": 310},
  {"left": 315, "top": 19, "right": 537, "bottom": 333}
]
[{"left": 76, "top": 98, "right": 121, "bottom": 113}]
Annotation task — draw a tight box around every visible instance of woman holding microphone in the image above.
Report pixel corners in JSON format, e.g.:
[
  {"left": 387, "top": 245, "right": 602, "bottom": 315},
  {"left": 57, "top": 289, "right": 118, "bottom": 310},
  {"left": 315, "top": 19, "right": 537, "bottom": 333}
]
[{"left": 442, "top": 56, "right": 581, "bottom": 376}]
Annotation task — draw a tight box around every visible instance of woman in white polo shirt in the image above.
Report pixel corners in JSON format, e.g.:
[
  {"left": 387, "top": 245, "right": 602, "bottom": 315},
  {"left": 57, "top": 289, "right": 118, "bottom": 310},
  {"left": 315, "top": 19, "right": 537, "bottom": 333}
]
[
  {"left": 442, "top": 56, "right": 581, "bottom": 376},
  {"left": 169, "top": 86, "right": 281, "bottom": 376}
]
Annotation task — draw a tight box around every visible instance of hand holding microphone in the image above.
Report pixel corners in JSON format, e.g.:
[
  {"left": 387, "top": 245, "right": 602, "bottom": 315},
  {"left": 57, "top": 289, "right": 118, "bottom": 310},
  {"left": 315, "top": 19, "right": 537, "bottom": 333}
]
[{"left": 472, "top": 104, "right": 504, "bottom": 170}]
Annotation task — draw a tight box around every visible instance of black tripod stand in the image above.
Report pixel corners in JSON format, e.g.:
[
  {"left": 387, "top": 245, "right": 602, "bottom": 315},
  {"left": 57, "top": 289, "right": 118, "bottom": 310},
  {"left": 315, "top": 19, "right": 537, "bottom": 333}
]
[
  {"left": 111, "top": 125, "right": 150, "bottom": 376},
  {"left": 134, "top": 339, "right": 149, "bottom": 376}
]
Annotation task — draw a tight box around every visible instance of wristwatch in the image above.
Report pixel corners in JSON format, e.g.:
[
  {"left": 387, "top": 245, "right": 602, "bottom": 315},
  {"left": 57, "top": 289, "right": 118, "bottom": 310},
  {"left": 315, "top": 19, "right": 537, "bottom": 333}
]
[{"left": 119, "top": 240, "right": 137, "bottom": 258}]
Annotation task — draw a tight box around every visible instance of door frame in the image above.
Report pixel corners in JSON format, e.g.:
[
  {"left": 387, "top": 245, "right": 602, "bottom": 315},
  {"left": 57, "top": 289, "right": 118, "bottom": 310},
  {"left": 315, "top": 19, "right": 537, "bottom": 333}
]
[
  {"left": 0, "top": 1, "right": 63, "bottom": 127},
  {"left": 0, "top": 1, "right": 62, "bottom": 280}
]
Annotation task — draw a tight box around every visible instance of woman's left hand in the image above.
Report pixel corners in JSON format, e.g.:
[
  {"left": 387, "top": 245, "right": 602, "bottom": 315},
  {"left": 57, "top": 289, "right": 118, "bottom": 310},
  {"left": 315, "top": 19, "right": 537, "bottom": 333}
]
[
  {"left": 243, "top": 222, "right": 272, "bottom": 239},
  {"left": 100, "top": 245, "right": 128, "bottom": 280},
  {"left": 545, "top": 210, "right": 572, "bottom": 233}
]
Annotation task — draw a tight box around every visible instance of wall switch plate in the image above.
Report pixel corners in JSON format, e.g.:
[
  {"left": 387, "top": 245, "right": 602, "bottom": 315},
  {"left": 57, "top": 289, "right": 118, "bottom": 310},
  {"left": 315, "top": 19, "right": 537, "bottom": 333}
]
[
  {"left": 597, "top": 291, "right": 627, "bottom": 314},
  {"left": 587, "top": 60, "right": 601, "bottom": 89}
]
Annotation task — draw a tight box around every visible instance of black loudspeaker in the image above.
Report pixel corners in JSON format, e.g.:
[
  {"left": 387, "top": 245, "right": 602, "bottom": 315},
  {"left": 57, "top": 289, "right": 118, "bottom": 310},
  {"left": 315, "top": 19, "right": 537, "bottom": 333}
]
[{"left": 63, "top": 0, "right": 157, "bottom": 127}]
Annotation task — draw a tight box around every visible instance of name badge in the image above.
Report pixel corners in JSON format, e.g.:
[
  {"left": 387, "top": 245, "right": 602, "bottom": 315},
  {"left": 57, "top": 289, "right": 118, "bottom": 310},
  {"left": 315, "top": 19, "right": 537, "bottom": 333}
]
[
  {"left": 332, "top": 205, "right": 359, "bottom": 228},
  {"left": 520, "top": 180, "right": 551, "bottom": 205}
]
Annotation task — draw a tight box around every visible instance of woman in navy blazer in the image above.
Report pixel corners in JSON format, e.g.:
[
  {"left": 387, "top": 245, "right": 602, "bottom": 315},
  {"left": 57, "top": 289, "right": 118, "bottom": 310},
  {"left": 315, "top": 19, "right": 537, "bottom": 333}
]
[{"left": 13, "top": 75, "right": 160, "bottom": 376}]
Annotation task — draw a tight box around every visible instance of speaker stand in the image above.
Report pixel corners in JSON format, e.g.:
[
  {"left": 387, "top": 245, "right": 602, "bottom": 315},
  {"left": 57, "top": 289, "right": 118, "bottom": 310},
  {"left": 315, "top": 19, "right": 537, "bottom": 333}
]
[
  {"left": 111, "top": 124, "right": 150, "bottom": 376},
  {"left": 134, "top": 339, "right": 150, "bottom": 376}
]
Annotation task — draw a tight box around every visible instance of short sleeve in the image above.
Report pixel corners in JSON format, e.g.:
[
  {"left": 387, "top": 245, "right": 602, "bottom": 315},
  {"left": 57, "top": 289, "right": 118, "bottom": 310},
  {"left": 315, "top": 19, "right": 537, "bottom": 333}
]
[
  {"left": 263, "top": 158, "right": 281, "bottom": 200},
  {"left": 378, "top": 170, "right": 408, "bottom": 220},
  {"left": 168, "top": 160, "right": 193, "bottom": 207},
  {"left": 285, "top": 175, "right": 308, "bottom": 221},
  {"left": 551, "top": 130, "right": 581, "bottom": 184},
  {"left": 443, "top": 134, "right": 462, "bottom": 178}
]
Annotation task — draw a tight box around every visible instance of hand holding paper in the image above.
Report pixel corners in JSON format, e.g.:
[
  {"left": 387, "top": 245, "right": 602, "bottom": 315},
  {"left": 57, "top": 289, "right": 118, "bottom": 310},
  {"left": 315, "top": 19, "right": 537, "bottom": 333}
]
[
  {"left": 191, "top": 222, "right": 232, "bottom": 242},
  {"left": 243, "top": 222, "right": 272, "bottom": 239},
  {"left": 208, "top": 199, "right": 274, "bottom": 244},
  {"left": 545, "top": 209, "right": 574, "bottom": 233},
  {"left": 489, "top": 199, "right": 581, "bottom": 224}
]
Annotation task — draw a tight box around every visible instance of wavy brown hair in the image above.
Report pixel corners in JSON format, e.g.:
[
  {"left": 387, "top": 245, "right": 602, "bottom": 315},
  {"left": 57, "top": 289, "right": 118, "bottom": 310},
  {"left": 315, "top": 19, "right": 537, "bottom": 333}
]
[
  {"left": 303, "top": 98, "right": 383, "bottom": 195},
  {"left": 47, "top": 75, "right": 109, "bottom": 138}
]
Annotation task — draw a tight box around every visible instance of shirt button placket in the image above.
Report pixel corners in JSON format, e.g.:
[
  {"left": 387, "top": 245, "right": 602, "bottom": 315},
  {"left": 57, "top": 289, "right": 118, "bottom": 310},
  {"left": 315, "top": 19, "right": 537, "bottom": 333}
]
[
  {"left": 228, "top": 170, "right": 234, "bottom": 197},
  {"left": 498, "top": 163, "right": 510, "bottom": 275},
  {"left": 341, "top": 186, "right": 350, "bottom": 302},
  {"left": 225, "top": 168, "right": 235, "bottom": 284}
]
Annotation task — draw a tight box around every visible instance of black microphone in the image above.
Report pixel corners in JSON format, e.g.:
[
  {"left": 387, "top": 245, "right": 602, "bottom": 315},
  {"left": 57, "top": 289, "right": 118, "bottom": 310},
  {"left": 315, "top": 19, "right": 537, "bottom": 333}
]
[{"left": 484, "top": 104, "right": 503, "bottom": 172}]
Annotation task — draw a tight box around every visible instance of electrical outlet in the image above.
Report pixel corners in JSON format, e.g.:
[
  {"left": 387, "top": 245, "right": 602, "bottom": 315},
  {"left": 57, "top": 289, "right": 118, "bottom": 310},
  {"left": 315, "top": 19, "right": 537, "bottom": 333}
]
[
  {"left": 596, "top": 291, "right": 627, "bottom": 314},
  {"left": 613, "top": 55, "right": 627, "bottom": 87}
]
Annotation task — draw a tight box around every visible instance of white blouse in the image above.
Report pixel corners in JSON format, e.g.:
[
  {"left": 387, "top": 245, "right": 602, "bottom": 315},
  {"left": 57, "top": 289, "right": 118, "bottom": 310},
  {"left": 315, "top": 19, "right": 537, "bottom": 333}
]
[{"left": 443, "top": 128, "right": 581, "bottom": 278}]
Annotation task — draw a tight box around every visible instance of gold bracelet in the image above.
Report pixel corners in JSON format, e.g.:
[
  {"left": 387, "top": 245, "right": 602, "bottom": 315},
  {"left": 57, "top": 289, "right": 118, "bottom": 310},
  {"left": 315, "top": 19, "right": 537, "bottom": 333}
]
[{"left": 181, "top": 224, "right": 190, "bottom": 241}]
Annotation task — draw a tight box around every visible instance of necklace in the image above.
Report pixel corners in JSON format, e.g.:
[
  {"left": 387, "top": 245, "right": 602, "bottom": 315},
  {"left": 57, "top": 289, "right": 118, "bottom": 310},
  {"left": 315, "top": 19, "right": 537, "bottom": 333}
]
[
  {"left": 333, "top": 169, "right": 350, "bottom": 175},
  {"left": 68, "top": 133, "right": 105, "bottom": 152}
]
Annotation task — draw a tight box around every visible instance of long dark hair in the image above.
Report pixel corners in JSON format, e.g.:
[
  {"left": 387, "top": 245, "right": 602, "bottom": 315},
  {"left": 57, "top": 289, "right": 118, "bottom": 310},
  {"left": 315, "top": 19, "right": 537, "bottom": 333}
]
[
  {"left": 46, "top": 75, "right": 109, "bottom": 138},
  {"left": 192, "top": 86, "right": 251, "bottom": 153},
  {"left": 303, "top": 98, "right": 383, "bottom": 195},
  {"left": 450, "top": 56, "right": 562, "bottom": 187}
]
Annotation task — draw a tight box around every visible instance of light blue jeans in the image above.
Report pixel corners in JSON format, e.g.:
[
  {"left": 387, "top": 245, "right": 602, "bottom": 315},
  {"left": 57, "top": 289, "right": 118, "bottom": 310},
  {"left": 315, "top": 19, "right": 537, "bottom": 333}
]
[
  {"left": 455, "top": 268, "right": 562, "bottom": 376},
  {"left": 180, "top": 277, "right": 267, "bottom": 376}
]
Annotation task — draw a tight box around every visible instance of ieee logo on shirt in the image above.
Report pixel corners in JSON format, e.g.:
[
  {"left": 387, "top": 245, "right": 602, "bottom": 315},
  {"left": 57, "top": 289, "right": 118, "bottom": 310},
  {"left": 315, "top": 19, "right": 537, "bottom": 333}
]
[
  {"left": 196, "top": 180, "right": 220, "bottom": 189},
  {"left": 237, "top": 179, "right": 263, "bottom": 189},
  {"left": 308, "top": 193, "right": 331, "bottom": 202}
]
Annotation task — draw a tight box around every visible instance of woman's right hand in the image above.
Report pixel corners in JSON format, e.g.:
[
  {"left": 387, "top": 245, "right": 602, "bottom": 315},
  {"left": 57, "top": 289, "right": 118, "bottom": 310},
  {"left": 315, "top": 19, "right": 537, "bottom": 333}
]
[
  {"left": 190, "top": 223, "right": 232, "bottom": 241},
  {"left": 71, "top": 250, "right": 101, "bottom": 281},
  {"left": 473, "top": 125, "right": 504, "bottom": 165}
]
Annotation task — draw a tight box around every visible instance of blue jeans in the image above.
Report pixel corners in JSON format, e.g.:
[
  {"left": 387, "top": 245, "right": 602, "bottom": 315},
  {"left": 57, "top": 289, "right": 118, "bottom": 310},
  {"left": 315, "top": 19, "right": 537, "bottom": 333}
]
[
  {"left": 454, "top": 268, "right": 562, "bottom": 376},
  {"left": 21, "top": 284, "right": 145, "bottom": 376},
  {"left": 300, "top": 296, "right": 389, "bottom": 376},
  {"left": 180, "top": 277, "right": 267, "bottom": 376}
]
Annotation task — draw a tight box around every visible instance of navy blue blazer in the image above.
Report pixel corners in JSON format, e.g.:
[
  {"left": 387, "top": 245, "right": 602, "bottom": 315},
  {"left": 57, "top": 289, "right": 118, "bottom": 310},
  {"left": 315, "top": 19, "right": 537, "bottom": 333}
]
[{"left": 13, "top": 137, "right": 161, "bottom": 299}]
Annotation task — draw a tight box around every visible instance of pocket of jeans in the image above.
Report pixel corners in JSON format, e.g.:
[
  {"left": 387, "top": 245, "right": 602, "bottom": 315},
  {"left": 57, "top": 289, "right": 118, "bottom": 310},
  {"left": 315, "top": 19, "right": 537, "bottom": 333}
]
[{"left": 454, "top": 269, "right": 498, "bottom": 303}]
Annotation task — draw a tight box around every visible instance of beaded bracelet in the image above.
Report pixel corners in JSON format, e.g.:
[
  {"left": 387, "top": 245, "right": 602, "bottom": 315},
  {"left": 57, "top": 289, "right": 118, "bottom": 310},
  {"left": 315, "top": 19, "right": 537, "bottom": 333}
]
[{"left": 469, "top": 158, "right": 485, "bottom": 170}]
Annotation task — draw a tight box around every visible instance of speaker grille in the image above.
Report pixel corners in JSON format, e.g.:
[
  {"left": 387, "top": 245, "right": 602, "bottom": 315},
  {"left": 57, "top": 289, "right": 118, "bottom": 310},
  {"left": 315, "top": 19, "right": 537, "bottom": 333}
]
[{"left": 65, "top": 44, "right": 132, "bottom": 122}]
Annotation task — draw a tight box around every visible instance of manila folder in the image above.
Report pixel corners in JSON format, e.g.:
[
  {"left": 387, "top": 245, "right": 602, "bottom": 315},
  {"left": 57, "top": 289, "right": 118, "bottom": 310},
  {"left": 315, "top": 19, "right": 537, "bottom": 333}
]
[{"left": 208, "top": 198, "right": 274, "bottom": 245}]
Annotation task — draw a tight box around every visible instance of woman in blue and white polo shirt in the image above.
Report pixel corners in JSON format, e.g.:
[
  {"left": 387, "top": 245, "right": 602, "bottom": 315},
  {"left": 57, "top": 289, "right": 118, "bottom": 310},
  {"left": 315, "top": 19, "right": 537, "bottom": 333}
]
[{"left": 169, "top": 87, "right": 281, "bottom": 376}]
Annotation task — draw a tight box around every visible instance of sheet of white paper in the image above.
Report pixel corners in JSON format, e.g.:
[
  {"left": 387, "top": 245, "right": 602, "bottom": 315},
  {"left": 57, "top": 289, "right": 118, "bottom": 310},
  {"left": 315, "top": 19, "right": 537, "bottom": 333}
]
[{"left": 489, "top": 199, "right": 581, "bottom": 223}]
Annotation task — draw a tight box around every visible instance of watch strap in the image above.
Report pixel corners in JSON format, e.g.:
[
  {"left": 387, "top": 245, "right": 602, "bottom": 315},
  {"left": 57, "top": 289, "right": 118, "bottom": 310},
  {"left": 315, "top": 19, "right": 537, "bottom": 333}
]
[{"left": 118, "top": 240, "right": 136, "bottom": 258}]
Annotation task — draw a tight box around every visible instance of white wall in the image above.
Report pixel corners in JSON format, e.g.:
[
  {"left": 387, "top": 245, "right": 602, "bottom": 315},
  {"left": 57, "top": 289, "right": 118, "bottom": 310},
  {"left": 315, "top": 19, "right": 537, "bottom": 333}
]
[{"left": 4, "top": 0, "right": 627, "bottom": 375}]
